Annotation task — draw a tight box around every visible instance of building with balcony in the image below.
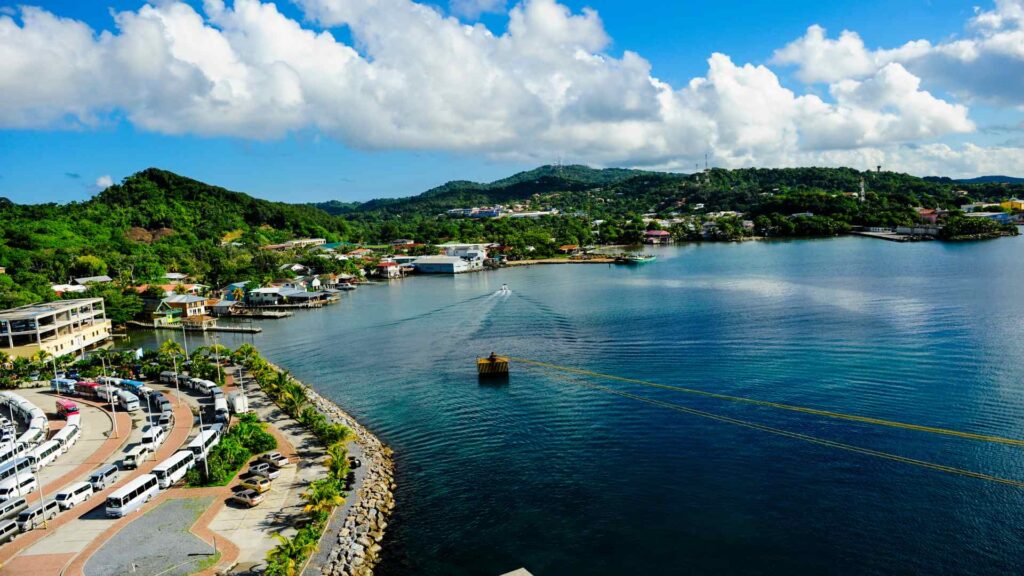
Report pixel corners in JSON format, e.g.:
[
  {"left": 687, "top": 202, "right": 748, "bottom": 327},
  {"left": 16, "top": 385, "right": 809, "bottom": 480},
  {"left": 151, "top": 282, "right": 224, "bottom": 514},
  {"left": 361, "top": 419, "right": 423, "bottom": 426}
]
[{"left": 0, "top": 298, "right": 111, "bottom": 359}]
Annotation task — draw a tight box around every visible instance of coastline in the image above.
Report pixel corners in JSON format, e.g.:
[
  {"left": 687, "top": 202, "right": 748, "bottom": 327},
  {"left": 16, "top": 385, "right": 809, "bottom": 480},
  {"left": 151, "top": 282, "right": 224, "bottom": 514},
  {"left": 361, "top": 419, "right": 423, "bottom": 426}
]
[{"left": 261, "top": 359, "right": 396, "bottom": 576}]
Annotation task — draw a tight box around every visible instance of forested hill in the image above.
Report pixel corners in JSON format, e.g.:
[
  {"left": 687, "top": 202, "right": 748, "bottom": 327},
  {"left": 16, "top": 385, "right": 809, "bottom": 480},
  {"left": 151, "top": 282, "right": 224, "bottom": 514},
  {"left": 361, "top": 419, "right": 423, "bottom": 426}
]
[
  {"left": 1, "top": 165, "right": 1022, "bottom": 310},
  {"left": 0, "top": 168, "right": 354, "bottom": 307},
  {"left": 312, "top": 165, "right": 651, "bottom": 215}
]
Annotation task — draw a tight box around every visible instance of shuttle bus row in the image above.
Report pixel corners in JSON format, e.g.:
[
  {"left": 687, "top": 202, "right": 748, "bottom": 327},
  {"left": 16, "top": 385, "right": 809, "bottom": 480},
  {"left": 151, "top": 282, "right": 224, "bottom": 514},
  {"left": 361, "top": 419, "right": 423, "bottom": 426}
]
[{"left": 0, "top": 392, "right": 48, "bottom": 450}]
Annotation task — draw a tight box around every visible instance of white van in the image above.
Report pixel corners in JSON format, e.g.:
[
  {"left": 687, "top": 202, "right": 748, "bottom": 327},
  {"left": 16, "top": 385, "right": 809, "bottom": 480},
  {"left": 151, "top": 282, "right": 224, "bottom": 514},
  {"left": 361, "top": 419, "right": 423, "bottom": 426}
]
[
  {"left": 140, "top": 425, "right": 165, "bottom": 450},
  {"left": 123, "top": 445, "right": 151, "bottom": 470},
  {"left": 0, "top": 476, "right": 37, "bottom": 501},
  {"left": 54, "top": 481, "right": 93, "bottom": 510},
  {"left": 0, "top": 519, "right": 18, "bottom": 544},
  {"left": 88, "top": 464, "right": 119, "bottom": 491},
  {"left": 28, "top": 440, "right": 61, "bottom": 471},
  {"left": 16, "top": 499, "right": 59, "bottom": 531},
  {"left": 0, "top": 497, "right": 28, "bottom": 522}
]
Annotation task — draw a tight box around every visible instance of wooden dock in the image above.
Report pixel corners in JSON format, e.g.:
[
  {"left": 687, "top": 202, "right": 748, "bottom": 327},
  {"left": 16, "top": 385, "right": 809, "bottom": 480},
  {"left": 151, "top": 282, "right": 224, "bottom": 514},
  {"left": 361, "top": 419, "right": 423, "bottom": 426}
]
[{"left": 127, "top": 321, "right": 262, "bottom": 334}]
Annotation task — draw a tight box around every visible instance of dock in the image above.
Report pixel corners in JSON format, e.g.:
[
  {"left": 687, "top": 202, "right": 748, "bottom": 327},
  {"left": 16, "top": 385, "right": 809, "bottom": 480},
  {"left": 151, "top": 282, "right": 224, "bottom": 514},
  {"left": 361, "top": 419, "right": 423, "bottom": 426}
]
[
  {"left": 127, "top": 321, "right": 262, "bottom": 334},
  {"left": 851, "top": 231, "right": 934, "bottom": 242}
]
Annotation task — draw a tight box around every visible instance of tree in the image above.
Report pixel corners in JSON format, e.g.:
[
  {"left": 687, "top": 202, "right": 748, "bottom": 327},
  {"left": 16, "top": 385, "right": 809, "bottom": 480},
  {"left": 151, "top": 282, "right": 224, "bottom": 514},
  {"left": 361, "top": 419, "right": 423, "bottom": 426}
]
[
  {"left": 325, "top": 442, "right": 350, "bottom": 481},
  {"left": 301, "top": 477, "right": 345, "bottom": 516},
  {"left": 70, "top": 255, "right": 108, "bottom": 278}
]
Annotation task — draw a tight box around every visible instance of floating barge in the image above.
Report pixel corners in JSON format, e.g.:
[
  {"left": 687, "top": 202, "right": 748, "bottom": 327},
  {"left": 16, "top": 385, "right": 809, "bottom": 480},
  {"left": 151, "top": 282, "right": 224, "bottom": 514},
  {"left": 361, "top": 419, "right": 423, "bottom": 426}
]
[{"left": 477, "top": 354, "right": 510, "bottom": 377}]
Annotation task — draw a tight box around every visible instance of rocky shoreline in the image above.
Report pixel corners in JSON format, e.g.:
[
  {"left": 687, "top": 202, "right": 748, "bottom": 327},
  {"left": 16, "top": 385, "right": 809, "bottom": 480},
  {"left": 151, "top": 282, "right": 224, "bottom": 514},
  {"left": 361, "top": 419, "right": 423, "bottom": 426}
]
[{"left": 263, "top": 361, "right": 396, "bottom": 576}]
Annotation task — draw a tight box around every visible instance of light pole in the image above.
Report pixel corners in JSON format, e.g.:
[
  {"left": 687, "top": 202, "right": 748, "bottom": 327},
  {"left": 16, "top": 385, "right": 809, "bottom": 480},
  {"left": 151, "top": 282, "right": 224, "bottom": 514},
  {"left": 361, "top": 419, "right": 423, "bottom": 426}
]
[
  {"left": 100, "top": 356, "right": 118, "bottom": 438},
  {"left": 197, "top": 407, "right": 209, "bottom": 479},
  {"left": 180, "top": 320, "right": 190, "bottom": 363},
  {"left": 213, "top": 335, "right": 222, "bottom": 385},
  {"left": 172, "top": 355, "right": 182, "bottom": 405},
  {"left": 8, "top": 403, "right": 22, "bottom": 500},
  {"left": 35, "top": 466, "right": 48, "bottom": 529}
]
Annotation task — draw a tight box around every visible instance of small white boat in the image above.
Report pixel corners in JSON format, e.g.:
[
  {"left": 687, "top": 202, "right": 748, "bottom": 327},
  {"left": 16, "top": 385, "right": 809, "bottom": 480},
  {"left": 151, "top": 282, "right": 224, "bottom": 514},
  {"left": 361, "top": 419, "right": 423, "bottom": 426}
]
[{"left": 499, "top": 284, "right": 510, "bottom": 294}]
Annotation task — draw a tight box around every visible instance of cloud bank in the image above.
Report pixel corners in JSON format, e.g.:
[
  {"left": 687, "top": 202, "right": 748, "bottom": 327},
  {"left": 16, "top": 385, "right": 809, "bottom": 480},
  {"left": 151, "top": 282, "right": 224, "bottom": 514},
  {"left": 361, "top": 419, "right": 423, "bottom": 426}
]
[{"left": 0, "top": 0, "right": 1022, "bottom": 176}]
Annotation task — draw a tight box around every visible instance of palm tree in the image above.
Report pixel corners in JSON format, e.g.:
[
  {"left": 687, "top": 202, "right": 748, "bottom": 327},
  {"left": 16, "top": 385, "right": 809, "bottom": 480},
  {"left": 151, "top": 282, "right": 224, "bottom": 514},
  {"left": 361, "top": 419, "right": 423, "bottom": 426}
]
[
  {"left": 158, "top": 340, "right": 185, "bottom": 359},
  {"left": 279, "top": 381, "right": 308, "bottom": 418},
  {"left": 301, "top": 478, "right": 344, "bottom": 516},
  {"left": 265, "top": 533, "right": 316, "bottom": 576},
  {"left": 324, "top": 442, "right": 349, "bottom": 481}
]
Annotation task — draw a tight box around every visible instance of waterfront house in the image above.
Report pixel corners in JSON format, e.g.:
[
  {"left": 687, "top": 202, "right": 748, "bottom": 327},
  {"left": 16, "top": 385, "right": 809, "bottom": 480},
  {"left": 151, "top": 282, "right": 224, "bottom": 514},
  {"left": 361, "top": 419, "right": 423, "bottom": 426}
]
[
  {"left": 73, "top": 275, "right": 113, "bottom": 285},
  {"left": 644, "top": 230, "right": 672, "bottom": 245},
  {"left": 916, "top": 208, "right": 940, "bottom": 224},
  {"left": 157, "top": 294, "right": 208, "bottom": 319},
  {"left": 377, "top": 261, "right": 402, "bottom": 278},
  {"left": 558, "top": 244, "right": 581, "bottom": 255},
  {"left": 347, "top": 248, "right": 374, "bottom": 258},
  {"left": 248, "top": 287, "right": 284, "bottom": 306},
  {"left": 210, "top": 299, "right": 243, "bottom": 317},
  {"left": 223, "top": 281, "right": 250, "bottom": 301},
  {"left": 0, "top": 298, "right": 111, "bottom": 359}
]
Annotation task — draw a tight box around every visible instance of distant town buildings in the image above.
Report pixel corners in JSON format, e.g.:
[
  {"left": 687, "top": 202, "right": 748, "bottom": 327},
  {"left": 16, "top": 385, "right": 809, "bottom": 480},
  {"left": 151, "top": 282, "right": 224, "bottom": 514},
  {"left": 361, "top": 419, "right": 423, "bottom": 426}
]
[{"left": 262, "top": 238, "right": 327, "bottom": 251}]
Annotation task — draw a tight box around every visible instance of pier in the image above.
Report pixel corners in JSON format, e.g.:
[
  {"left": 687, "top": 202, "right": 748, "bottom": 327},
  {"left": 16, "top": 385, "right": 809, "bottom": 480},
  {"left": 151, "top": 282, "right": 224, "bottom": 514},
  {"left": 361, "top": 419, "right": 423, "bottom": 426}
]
[{"left": 127, "top": 320, "right": 262, "bottom": 334}]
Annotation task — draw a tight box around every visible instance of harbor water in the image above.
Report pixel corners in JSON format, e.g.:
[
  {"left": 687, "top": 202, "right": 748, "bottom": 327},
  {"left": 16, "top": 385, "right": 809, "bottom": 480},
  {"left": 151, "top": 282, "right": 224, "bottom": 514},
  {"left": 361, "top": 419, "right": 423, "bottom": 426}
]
[{"left": 129, "top": 235, "right": 1024, "bottom": 575}]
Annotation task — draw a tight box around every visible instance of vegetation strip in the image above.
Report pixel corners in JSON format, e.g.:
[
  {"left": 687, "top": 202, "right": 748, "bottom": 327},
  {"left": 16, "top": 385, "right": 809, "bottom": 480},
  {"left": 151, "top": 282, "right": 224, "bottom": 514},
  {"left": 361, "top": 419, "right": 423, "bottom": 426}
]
[{"left": 232, "top": 345, "right": 395, "bottom": 576}]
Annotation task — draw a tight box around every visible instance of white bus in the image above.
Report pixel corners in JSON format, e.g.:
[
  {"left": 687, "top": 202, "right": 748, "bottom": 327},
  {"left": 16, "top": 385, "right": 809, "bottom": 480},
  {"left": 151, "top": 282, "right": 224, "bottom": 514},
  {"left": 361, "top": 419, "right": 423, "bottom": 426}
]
[
  {"left": 0, "top": 443, "right": 27, "bottom": 467},
  {"left": 96, "top": 386, "right": 119, "bottom": 403},
  {"left": 52, "top": 425, "right": 80, "bottom": 453},
  {"left": 152, "top": 450, "right": 195, "bottom": 489},
  {"left": 65, "top": 413, "right": 81, "bottom": 429},
  {"left": 97, "top": 376, "right": 122, "bottom": 387},
  {"left": 187, "top": 430, "right": 220, "bottom": 461},
  {"left": 188, "top": 428, "right": 220, "bottom": 459},
  {"left": 27, "top": 440, "right": 61, "bottom": 471},
  {"left": 0, "top": 458, "right": 33, "bottom": 484},
  {"left": 105, "top": 473, "right": 159, "bottom": 517},
  {"left": 15, "top": 427, "right": 43, "bottom": 448}
]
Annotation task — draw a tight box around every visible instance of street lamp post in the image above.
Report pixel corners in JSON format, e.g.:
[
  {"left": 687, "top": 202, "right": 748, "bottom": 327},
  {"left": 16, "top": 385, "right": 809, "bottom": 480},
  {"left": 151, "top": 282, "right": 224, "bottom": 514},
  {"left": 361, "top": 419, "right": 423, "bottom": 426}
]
[
  {"left": 197, "top": 407, "right": 209, "bottom": 479},
  {"left": 100, "top": 356, "right": 118, "bottom": 438},
  {"left": 172, "top": 356, "right": 182, "bottom": 405}
]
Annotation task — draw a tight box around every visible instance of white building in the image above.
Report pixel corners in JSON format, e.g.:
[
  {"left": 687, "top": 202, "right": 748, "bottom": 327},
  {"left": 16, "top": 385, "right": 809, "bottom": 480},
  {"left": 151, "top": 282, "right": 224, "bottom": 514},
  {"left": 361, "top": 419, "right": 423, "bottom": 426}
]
[
  {"left": 413, "top": 255, "right": 474, "bottom": 274},
  {"left": 0, "top": 298, "right": 111, "bottom": 359}
]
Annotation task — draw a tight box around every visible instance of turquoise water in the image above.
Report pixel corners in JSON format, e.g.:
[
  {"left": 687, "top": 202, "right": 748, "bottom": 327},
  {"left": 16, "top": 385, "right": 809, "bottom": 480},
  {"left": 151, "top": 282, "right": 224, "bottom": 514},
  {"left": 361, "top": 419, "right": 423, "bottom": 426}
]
[{"left": 131, "top": 235, "right": 1024, "bottom": 575}]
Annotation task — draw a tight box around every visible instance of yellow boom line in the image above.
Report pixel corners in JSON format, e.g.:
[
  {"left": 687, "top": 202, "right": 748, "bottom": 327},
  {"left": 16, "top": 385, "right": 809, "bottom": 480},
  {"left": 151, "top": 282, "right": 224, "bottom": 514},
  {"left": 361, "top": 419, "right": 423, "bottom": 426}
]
[{"left": 510, "top": 357, "right": 1024, "bottom": 448}]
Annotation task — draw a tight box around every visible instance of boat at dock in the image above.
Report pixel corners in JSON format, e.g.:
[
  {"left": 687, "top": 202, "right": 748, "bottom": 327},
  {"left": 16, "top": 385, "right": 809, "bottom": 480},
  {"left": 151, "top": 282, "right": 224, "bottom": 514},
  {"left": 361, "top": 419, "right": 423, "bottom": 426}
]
[{"left": 615, "top": 254, "right": 657, "bottom": 264}]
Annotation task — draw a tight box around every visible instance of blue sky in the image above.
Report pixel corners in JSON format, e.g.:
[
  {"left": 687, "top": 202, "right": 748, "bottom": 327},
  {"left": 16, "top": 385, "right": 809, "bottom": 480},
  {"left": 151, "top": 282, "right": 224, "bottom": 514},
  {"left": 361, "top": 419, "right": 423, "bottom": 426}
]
[{"left": 1, "top": 0, "right": 1022, "bottom": 204}]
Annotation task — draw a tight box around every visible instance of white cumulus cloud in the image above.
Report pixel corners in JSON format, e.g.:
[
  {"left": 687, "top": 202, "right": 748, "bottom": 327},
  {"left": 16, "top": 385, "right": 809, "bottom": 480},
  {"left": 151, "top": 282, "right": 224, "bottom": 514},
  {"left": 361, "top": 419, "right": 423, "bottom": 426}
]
[
  {"left": 0, "top": 0, "right": 1017, "bottom": 177},
  {"left": 94, "top": 175, "right": 113, "bottom": 190}
]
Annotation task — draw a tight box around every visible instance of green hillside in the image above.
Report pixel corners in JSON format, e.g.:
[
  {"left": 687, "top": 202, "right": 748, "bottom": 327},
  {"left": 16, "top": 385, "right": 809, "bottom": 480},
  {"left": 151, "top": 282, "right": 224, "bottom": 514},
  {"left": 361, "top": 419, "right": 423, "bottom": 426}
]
[{"left": 1, "top": 165, "right": 1021, "bottom": 312}]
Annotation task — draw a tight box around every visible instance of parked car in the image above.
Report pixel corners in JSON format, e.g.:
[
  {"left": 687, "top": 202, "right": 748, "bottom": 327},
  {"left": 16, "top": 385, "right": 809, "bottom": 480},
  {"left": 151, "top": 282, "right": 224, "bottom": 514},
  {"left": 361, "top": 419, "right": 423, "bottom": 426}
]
[
  {"left": 239, "top": 477, "right": 272, "bottom": 494},
  {"left": 248, "top": 462, "right": 281, "bottom": 480},
  {"left": 258, "top": 452, "right": 291, "bottom": 468},
  {"left": 229, "top": 489, "right": 264, "bottom": 508}
]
